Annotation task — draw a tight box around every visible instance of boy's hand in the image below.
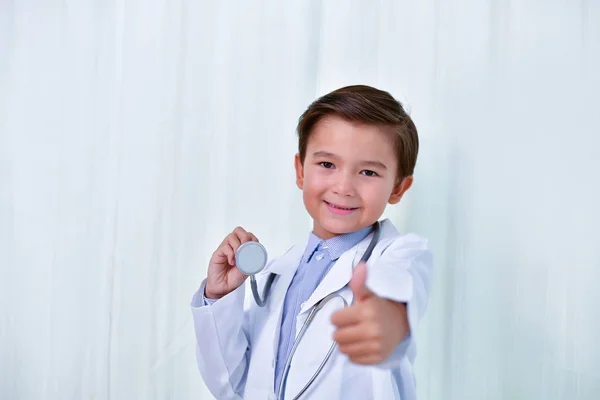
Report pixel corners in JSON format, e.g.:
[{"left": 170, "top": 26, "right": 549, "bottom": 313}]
[
  {"left": 205, "top": 227, "right": 258, "bottom": 299},
  {"left": 331, "top": 262, "right": 409, "bottom": 365}
]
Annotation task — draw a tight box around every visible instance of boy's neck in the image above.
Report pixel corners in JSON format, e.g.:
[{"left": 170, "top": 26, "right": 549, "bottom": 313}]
[{"left": 311, "top": 221, "right": 377, "bottom": 241}]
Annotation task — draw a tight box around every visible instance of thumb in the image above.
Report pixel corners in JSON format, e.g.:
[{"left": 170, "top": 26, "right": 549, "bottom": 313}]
[{"left": 350, "top": 262, "right": 375, "bottom": 302}]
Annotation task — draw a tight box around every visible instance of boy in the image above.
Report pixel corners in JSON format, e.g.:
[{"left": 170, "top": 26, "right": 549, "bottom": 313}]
[{"left": 191, "top": 85, "right": 433, "bottom": 399}]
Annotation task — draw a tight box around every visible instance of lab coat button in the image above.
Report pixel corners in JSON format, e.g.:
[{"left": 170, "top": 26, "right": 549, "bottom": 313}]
[{"left": 315, "top": 253, "right": 324, "bottom": 261}]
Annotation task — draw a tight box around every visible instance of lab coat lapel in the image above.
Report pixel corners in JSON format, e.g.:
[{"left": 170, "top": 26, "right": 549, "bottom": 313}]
[{"left": 261, "top": 244, "right": 305, "bottom": 358}]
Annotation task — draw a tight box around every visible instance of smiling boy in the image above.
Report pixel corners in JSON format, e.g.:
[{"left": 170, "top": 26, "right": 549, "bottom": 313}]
[{"left": 192, "top": 85, "right": 433, "bottom": 400}]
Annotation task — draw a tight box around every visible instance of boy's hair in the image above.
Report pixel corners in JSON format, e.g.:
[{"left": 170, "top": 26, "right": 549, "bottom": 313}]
[{"left": 296, "top": 85, "right": 419, "bottom": 182}]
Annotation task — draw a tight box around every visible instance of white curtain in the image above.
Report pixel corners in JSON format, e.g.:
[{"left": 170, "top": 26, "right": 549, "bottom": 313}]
[{"left": 1, "top": 1, "right": 599, "bottom": 399}]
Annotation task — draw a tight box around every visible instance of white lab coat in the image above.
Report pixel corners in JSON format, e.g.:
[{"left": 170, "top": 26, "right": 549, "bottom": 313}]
[{"left": 191, "top": 219, "right": 433, "bottom": 400}]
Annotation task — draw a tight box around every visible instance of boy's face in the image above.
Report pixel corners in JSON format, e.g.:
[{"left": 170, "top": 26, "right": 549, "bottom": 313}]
[{"left": 295, "top": 115, "right": 413, "bottom": 239}]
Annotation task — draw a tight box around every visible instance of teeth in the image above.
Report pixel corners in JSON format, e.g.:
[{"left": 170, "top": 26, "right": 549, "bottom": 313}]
[{"left": 328, "top": 202, "right": 353, "bottom": 210}]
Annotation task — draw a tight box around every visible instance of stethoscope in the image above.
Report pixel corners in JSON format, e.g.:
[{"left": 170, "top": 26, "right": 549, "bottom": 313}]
[{"left": 234, "top": 221, "right": 381, "bottom": 400}]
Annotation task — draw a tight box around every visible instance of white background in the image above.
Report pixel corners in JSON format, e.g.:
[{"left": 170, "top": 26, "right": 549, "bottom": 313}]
[{"left": 1, "top": 1, "right": 599, "bottom": 399}]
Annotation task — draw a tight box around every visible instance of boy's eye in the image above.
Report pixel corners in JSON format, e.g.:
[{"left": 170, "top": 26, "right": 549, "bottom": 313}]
[
  {"left": 361, "top": 170, "right": 378, "bottom": 177},
  {"left": 319, "top": 162, "right": 335, "bottom": 169}
]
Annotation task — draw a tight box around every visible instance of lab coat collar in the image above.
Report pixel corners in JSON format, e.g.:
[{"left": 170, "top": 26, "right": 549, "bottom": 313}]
[{"left": 265, "top": 240, "right": 307, "bottom": 276}]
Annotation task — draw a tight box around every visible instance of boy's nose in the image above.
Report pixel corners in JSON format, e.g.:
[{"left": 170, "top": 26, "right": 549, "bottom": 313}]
[{"left": 332, "top": 175, "right": 356, "bottom": 197}]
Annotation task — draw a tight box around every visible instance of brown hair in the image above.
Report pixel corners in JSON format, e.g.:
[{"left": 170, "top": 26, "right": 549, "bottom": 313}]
[{"left": 297, "top": 85, "right": 419, "bottom": 182}]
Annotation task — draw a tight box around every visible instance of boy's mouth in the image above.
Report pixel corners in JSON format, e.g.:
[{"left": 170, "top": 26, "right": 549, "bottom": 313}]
[{"left": 324, "top": 201, "right": 359, "bottom": 211}]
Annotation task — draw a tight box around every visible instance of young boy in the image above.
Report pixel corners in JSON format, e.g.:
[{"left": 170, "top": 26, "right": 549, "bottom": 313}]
[{"left": 191, "top": 85, "right": 433, "bottom": 400}]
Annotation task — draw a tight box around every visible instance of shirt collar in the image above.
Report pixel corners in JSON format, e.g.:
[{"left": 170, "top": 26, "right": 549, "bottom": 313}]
[{"left": 302, "top": 224, "right": 374, "bottom": 263}]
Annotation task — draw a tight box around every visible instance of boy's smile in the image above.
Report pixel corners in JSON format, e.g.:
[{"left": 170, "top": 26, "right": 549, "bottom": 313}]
[
  {"left": 324, "top": 200, "right": 359, "bottom": 215},
  {"left": 295, "top": 115, "right": 413, "bottom": 239}
]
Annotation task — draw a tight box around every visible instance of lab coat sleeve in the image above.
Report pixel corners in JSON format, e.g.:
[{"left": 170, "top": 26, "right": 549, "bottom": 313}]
[
  {"left": 190, "top": 279, "right": 250, "bottom": 399},
  {"left": 365, "top": 234, "right": 434, "bottom": 369}
]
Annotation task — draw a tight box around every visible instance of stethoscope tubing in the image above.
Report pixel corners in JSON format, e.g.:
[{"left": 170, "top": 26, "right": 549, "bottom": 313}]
[{"left": 243, "top": 221, "right": 381, "bottom": 400}]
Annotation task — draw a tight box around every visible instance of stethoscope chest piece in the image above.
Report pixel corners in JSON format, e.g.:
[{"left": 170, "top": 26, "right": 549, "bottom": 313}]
[{"left": 235, "top": 241, "right": 268, "bottom": 275}]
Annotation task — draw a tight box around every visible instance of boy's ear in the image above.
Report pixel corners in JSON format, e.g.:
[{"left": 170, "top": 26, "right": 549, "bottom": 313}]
[
  {"left": 294, "top": 153, "right": 304, "bottom": 190},
  {"left": 388, "top": 176, "right": 413, "bottom": 204}
]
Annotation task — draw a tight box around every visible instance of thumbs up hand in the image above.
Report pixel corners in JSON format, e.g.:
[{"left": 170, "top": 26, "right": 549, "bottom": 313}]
[{"left": 330, "top": 262, "right": 409, "bottom": 365}]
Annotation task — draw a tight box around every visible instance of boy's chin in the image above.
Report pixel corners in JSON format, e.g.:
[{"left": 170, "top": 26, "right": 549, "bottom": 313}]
[{"left": 316, "top": 218, "right": 362, "bottom": 235}]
